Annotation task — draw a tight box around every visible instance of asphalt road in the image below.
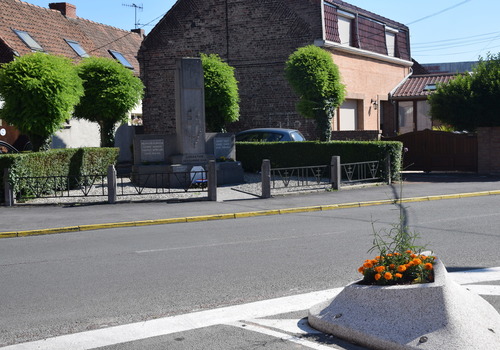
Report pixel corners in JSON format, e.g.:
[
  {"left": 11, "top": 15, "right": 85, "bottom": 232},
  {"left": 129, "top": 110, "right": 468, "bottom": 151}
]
[{"left": 1, "top": 195, "right": 500, "bottom": 349}]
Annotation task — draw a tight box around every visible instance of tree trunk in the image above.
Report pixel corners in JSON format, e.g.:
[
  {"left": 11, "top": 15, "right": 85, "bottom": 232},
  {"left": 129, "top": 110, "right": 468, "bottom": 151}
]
[{"left": 99, "top": 120, "right": 116, "bottom": 148}]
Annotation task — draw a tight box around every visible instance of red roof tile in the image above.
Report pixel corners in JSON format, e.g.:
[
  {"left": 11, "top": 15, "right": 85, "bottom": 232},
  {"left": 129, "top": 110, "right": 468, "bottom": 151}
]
[
  {"left": 0, "top": 0, "right": 142, "bottom": 72},
  {"left": 392, "top": 73, "right": 458, "bottom": 98}
]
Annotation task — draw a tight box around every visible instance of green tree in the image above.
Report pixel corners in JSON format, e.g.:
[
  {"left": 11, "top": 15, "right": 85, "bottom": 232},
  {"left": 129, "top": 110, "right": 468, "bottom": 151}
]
[
  {"left": 429, "top": 52, "right": 500, "bottom": 131},
  {"left": 73, "top": 57, "right": 144, "bottom": 147},
  {"left": 0, "top": 52, "right": 83, "bottom": 151},
  {"left": 285, "top": 45, "right": 345, "bottom": 141},
  {"left": 201, "top": 53, "right": 240, "bottom": 132}
]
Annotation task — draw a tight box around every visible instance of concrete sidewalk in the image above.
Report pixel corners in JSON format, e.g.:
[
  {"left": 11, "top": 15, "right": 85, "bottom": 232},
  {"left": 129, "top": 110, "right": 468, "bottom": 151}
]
[{"left": 1, "top": 172, "right": 500, "bottom": 238}]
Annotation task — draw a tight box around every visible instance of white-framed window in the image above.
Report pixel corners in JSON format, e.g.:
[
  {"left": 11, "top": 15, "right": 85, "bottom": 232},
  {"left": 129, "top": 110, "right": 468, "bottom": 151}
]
[
  {"left": 416, "top": 100, "right": 432, "bottom": 130},
  {"left": 338, "top": 10, "right": 355, "bottom": 46},
  {"left": 339, "top": 99, "right": 358, "bottom": 131},
  {"left": 385, "top": 26, "right": 398, "bottom": 57},
  {"left": 398, "top": 101, "right": 414, "bottom": 134}
]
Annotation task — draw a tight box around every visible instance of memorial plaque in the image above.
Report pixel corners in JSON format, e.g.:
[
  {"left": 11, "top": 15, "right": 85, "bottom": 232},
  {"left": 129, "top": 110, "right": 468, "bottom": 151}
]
[
  {"left": 214, "top": 136, "right": 233, "bottom": 159},
  {"left": 140, "top": 139, "right": 165, "bottom": 163}
]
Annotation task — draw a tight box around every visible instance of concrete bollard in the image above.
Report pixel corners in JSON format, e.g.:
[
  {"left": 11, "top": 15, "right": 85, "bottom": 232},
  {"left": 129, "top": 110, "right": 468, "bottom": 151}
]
[
  {"left": 261, "top": 159, "right": 271, "bottom": 198},
  {"left": 3, "top": 168, "right": 14, "bottom": 206},
  {"left": 207, "top": 160, "right": 217, "bottom": 201},
  {"left": 107, "top": 165, "right": 117, "bottom": 204},
  {"left": 330, "top": 156, "right": 341, "bottom": 190}
]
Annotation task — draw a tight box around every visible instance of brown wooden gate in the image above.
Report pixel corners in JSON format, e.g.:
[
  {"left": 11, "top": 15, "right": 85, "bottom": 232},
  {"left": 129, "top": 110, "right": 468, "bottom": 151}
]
[{"left": 385, "top": 130, "right": 478, "bottom": 172}]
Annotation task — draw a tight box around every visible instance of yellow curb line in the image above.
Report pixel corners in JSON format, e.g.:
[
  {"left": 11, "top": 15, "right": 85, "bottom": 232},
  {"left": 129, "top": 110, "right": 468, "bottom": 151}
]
[{"left": 3, "top": 190, "right": 500, "bottom": 238}]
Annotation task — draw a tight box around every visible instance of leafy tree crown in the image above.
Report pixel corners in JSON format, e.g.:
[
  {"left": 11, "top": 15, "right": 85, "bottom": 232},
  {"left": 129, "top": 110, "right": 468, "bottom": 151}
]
[{"left": 200, "top": 53, "right": 240, "bottom": 132}]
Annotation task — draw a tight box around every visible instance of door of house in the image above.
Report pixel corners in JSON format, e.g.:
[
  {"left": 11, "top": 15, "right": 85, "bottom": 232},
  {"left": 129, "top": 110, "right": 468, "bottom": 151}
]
[{"left": 385, "top": 129, "right": 478, "bottom": 172}]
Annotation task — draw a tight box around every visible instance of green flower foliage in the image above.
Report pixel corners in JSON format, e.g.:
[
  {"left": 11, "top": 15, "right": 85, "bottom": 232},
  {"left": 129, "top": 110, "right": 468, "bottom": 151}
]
[
  {"left": 0, "top": 52, "right": 84, "bottom": 151},
  {"left": 429, "top": 52, "right": 500, "bottom": 131},
  {"left": 285, "top": 45, "right": 345, "bottom": 141},
  {"left": 74, "top": 57, "right": 144, "bottom": 147},
  {"left": 201, "top": 53, "right": 240, "bottom": 132}
]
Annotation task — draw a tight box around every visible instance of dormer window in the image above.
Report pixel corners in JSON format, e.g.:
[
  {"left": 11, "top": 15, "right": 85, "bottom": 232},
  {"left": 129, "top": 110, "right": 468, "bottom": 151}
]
[
  {"left": 385, "top": 26, "right": 398, "bottom": 57},
  {"left": 65, "top": 39, "right": 89, "bottom": 57},
  {"left": 108, "top": 50, "right": 133, "bottom": 69},
  {"left": 337, "top": 10, "right": 355, "bottom": 46},
  {"left": 12, "top": 29, "right": 44, "bottom": 51}
]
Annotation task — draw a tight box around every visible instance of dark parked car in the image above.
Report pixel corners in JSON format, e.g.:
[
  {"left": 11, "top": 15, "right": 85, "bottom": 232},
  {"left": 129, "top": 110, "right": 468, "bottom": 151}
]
[{"left": 235, "top": 128, "right": 306, "bottom": 142}]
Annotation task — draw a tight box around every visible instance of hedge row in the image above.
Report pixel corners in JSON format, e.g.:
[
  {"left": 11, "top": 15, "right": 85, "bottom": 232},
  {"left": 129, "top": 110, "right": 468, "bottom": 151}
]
[
  {"left": 236, "top": 140, "right": 403, "bottom": 181},
  {"left": 0, "top": 148, "right": 119, "bottom": 202}
]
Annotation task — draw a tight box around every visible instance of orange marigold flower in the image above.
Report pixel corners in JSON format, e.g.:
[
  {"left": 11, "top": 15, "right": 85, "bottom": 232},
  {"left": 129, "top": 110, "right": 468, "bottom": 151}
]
[
  {"left": 424, "top": 263, "right": 433, "bottom": 270},
  {"left": 406, "top": 250, "right": 412, "bottom": 254},
  {"left": 394, "top": 252, "right": 401, "bottom": 256},
  {"left": 395, "top": 273, "right": 403, "bottom": 278},
  {"left": 384, "top": 272, "right": 393, "bottom": 280},
  {"left": 410, "top": 253, "right": 417, "bottom": 258},
  {"left": 375, "top": 256, "right": 382, "bottom": 260},
  {"left": 413, "top": 258, "right": 422, "bottom": 265},
  {"left": 358, "top": 266, "right": 365, "bottom": 274},
  {"left": 374, "top": 273, "right": 382, "bottom": 281},
  {"left": 389, "top": 264, "right": 395, "bottom": 270},
  {"left": 375, "top": 266, "right": 385, "bottom": 273},
  {"left": 387, "top": 253, "right": 393, "bottom": 257},
  {"left": 371, "top": 259, "right": 379, "bottom": 265},
  {"left": 363, "top": 262, "right": 373, "bottom": 268},
  {"left": 406, "top": 262, "right": 414, "bottom": 267},
  {"left": 397, "top": 265, "right": 407, "bottom": 272}
]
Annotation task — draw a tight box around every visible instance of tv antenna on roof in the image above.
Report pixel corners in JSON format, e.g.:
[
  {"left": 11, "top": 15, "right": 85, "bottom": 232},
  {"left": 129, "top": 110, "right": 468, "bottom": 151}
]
[{"left": 122, "top": 3, "right": 143, "bottom": 29}]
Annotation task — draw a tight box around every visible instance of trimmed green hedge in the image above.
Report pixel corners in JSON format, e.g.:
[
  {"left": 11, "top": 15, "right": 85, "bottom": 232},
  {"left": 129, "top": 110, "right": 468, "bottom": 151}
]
[
  {"left": 236, "top": 141, "right": 403, "bottom": 181},
  {"left": 0, "top": 148, "right": 119, "bottom": 202}
]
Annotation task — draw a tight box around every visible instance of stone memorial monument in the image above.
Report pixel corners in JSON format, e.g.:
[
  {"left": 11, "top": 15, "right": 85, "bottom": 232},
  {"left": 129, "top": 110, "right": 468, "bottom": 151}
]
[{"left": 133, "top": 57, "right": 243, "bottom": 187}]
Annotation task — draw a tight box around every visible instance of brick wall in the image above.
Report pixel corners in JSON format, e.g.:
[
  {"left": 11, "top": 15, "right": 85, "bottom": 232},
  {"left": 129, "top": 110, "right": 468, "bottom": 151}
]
[
  {"left": 477, "top": 127, "right": 500, "bottom": 174},
  {"left": 139, "top": 0, "right": 409, "bottom": 140},
  {"left": 140, "top": 0, "right": 322, "bottom": 138},
  {"left": 331, "top": 130, "right": 381, "bottom": 141}
]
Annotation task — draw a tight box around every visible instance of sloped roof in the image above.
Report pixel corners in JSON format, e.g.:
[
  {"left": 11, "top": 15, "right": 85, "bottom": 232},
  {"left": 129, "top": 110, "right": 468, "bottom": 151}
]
[
  {"left": 324, "top": 0, "right": 411, "bottom": 61},
  {"left": 0, "top": 0, "right": 142, "bottom": 72},
  {"left": 392, "top": 73, "right": 457, "bottom": 98}
]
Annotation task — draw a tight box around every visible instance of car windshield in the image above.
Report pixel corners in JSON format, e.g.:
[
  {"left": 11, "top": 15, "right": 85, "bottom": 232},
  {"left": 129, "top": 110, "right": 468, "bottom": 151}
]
[{"left": 290, "top": 131, "right": 305, "bottom": 141}]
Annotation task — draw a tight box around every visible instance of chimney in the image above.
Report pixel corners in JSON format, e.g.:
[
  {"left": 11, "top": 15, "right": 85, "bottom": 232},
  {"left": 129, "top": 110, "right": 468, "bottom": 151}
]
[
  {"left": 49, "top": 3, "right": 77, "bottom": 19},
  {"left": 131, "top": 28, "right": 145, "bottom": 38}
]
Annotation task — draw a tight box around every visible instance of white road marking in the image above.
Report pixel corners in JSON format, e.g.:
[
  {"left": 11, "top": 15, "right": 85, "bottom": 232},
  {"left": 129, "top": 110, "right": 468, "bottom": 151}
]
[
  {"left": 135, "top": 231, "right": 345, "bottom": 254},
  {"left": 3, "top": 267, "right": 500, "bottom": 350},
  {"left": 1, "top": 288, "right": 343, "bottom": 350},
  {"left": 228, "top": 321, "right": 338, "bottom": 350},
  {"left": 448, "top": 266, "right": 500, "bottom": 284},
  {"left": 462, "top": 284, "right": 500, "bottom": 296},
  {"left": 243, "top": 318, "right": 323, "bottom": 335}
]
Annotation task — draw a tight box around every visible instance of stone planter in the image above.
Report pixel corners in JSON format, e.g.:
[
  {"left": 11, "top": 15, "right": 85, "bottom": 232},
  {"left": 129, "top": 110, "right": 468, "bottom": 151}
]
[{"left": 308, "top": 258, "right": 500, "bottom": 350}]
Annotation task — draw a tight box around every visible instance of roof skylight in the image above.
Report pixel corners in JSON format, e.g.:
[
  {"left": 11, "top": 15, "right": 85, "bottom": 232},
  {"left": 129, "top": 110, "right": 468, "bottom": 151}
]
[
  {"left": 65, "top": 39, "right": 89, "bottom": 57},
  {"left": 108, "top": 50, "right": 133, "bottom": 69},
  {"left": 423, "top": 83, "right": 437, "bottom": 91},
  {"left": 12, "top": 29, "right": 44, "bottom": 51}
]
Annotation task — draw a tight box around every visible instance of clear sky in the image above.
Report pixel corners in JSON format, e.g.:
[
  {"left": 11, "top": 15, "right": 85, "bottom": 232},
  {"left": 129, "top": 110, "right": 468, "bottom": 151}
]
[{"left": 24, "top": 0, "right": 500, "bottom": 64}]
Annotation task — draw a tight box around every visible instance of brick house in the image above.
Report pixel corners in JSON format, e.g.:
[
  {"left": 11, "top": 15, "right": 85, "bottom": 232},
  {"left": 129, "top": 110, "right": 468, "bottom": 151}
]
[
  {"left": 139, "top": 0, "right": 413, "bottom": 140},
  {"left": 386, "top": 61, "right": 477, "bottom": 136},
  {"left": 0, "top": 0, "right": 143, "bottom": 152}
]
